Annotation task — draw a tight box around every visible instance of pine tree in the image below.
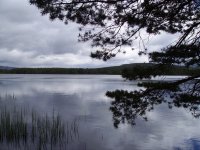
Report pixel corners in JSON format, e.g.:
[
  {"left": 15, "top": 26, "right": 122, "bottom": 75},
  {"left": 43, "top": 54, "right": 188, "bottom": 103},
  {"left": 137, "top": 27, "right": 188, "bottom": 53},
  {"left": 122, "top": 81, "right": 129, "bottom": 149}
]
[{"left": 30, "top": 0, "right": 200, "bottom": 127}]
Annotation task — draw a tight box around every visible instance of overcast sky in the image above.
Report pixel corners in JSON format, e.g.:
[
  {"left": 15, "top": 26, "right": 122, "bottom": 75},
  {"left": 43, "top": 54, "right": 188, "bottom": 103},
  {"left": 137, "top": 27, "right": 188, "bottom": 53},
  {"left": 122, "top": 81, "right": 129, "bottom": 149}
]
[{"left": 0, "top": 0, "right": 178, "bottom": 68}]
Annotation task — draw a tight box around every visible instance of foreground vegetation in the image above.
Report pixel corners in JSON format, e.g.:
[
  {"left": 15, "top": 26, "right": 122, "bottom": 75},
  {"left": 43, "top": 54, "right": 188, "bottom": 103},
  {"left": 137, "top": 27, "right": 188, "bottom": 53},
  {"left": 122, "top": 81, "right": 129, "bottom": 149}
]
[
  {"left": 0, "top": 96, "right": 79, "bottom": 150},
  {"left": 0, "top": 63, "right": 200, "bottom": 76}
]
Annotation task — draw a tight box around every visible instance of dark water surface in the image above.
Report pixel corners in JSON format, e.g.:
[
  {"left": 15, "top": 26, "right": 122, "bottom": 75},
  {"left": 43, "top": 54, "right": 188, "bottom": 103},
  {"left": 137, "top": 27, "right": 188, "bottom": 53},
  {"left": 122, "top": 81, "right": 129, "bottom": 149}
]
[{"left": 0, "top": 74, "right": 199, "bottom": 150}]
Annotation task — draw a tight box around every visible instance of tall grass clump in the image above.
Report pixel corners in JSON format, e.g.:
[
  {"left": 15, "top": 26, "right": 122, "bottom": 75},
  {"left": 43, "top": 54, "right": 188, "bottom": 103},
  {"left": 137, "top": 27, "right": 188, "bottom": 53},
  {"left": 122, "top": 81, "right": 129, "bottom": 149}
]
[{"left": 0, "top": 95, "right": 79, "bottom": 150}]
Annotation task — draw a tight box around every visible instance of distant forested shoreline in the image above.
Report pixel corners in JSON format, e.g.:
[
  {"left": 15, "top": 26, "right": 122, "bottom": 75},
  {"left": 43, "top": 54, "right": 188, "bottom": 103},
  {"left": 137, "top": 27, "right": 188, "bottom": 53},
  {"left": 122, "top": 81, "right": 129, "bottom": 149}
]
[{"left": 0, "top": 63, "right": 199, "bottom": 76}]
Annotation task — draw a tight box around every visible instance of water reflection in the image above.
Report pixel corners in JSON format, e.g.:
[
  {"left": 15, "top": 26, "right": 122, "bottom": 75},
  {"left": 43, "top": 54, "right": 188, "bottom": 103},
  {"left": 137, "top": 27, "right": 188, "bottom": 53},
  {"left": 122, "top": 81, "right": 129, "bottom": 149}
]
[
  {"left": 1, "top": 75, "right": 200, "bottom": 149},
  {"left": 0, "top": 96, "right": 79, "bottom": 150},
  {"left": 107, "top": 79, "right": 200, "bottom": 128}
]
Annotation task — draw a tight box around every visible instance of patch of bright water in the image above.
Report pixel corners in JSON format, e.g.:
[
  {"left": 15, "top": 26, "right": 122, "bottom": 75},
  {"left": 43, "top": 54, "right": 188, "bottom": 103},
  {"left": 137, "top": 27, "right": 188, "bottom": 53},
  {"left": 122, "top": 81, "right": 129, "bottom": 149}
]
[{"left": 0, "top": 74, "right": 199, "bottom": 150}]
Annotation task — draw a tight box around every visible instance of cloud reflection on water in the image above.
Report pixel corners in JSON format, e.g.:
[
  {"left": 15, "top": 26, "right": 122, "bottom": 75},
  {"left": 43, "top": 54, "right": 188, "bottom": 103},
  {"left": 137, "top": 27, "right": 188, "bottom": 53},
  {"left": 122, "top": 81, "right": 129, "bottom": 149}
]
[{"left": 0, "top": 75, "right": 200, "bottom": 150}]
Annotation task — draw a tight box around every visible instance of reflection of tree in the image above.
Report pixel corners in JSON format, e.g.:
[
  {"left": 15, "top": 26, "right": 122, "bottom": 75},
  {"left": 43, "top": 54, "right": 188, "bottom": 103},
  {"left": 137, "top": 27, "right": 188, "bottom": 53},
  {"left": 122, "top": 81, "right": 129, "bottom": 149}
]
[{"left": 106, "top": 78, "right": 200, "bottom": 128}]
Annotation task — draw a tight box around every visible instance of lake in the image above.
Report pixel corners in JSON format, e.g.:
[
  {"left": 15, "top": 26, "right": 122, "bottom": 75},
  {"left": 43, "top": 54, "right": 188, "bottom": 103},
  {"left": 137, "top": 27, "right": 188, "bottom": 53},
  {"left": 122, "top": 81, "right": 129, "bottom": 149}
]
[{"left": 0, "top": 74, "right": 199, "bottom": 150}]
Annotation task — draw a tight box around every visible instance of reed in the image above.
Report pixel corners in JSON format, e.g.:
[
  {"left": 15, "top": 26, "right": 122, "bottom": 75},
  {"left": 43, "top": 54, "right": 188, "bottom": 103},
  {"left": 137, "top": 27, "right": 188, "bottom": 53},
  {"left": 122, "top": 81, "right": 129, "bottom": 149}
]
[{"left": 0, "top": 96, "right": 80, "bottom": 150}]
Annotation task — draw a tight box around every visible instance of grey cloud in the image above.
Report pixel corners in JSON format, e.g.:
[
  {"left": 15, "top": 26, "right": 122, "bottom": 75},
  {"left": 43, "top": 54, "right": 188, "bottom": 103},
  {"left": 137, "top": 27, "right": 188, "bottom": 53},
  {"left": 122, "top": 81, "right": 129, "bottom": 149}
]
[
  {"left": 0, "top": 0, "right": 88, "bottom": 54},
  {"left": 0, "top": 0, "right": 176, "bottom": 67}
]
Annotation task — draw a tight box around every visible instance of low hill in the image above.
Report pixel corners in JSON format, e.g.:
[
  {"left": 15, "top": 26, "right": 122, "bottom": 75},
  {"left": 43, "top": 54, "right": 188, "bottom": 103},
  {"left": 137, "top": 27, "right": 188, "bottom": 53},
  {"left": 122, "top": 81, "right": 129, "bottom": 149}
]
[
  {"left": 0, "top": 66, "right": 15, "bottom": 70},
  {"left": 0, "top": 63, "right": 199, "bottom": 76}
]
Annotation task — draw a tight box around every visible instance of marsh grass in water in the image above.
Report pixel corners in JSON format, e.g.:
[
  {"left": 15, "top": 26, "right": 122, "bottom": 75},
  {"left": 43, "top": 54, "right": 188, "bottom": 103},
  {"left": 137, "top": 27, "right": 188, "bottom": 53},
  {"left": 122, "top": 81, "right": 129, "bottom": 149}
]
[{"left": 0, "top": 94, "right": 79, "bottom": 150}]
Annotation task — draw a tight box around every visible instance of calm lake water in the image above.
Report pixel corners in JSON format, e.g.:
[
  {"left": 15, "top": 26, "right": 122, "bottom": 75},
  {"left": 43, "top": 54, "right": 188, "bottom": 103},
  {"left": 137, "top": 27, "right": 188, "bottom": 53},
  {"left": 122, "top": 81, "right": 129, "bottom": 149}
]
[{"left": 0, "top": 74, "right": 199, "bottom": 150}]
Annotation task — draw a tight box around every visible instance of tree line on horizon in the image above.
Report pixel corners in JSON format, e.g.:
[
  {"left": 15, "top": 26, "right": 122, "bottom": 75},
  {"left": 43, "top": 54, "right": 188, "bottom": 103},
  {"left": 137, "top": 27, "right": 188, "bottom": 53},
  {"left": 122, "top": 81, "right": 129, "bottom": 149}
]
[{"left": 0, "top": 64, "right": 199, "bottom": 76}]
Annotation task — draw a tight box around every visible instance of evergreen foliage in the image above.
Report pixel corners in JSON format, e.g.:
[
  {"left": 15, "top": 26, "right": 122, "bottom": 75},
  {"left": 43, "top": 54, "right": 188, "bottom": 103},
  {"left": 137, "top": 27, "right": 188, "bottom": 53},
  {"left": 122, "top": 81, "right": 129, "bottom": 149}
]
[
  {"left": 29, "top": 0, "right": 200, "bottom": 79},
  {"left": 29, "top": 0, "right": 200, "bottom": 65},
  {"left": 29, "top": 0, "right": 200, "bottom": 127}
]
